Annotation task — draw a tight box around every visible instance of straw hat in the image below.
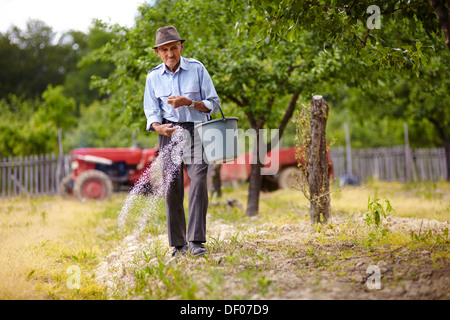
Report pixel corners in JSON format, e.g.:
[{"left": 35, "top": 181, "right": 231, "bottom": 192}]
[{"left": 152, "top": 25, "right": 185, "bottom": 49}]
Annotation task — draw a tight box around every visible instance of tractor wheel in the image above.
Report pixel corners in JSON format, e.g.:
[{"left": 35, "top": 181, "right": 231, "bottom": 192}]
[
  {"left": 278, "top": 166, "right": 305, "bottom": 189},
  {"left": 74, "top": 170, "right": 113, "bottom": 201},
  {"left": 60, "top": 173, "right": 74, "bottom": 198}
]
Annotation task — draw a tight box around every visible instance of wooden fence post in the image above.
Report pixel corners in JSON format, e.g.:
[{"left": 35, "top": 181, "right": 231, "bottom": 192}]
[
  {"left": 307, "top": 95, "right": 330, "bottom": 225},
  {"left": 34, "top": 155, "right": 39, "bottom": 195},
  {"left": 344, "top": 123, "right": 352, "bottom": 176},
  {"left": 404, "top": 123, "right": 412, "bottom": 181},
  {"left": 1, "top": 157, "right": 6, "bottom": 197},
  {"left": 56, "top": 128, "right": 63, "bottom": 195}
]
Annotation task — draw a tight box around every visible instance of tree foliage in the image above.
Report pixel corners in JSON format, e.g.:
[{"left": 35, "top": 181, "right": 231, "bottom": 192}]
[
  {"left": 86, "top": 0, "right": 349, "bottom": 215},
  {"left": 244, "top": 0, "right": 445, "bottom": 70},
  {"left": 0, "top": 20, "right": 77, "bottom": 100},
  {"left": 0, "top": 20, "right": 115, "bottom": 106},
  {"left": 63, "top": 27, "right": 116, "bottom": 108},
  {"left": 0, "top": 20, "right": 120, "bottom": 156},
  {"left": 0, "top": 85, "right": 76, "bottom": 156},
  {"left": 243, "top": 0, "right": 449, "bottom": 180},
  {"left": 0, "top": 0, "right": 448, "bottom": 189}
]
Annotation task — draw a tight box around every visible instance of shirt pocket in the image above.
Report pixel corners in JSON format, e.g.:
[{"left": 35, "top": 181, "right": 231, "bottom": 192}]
[
  {"left": 181, "top": 83, "right": 200, "bottom": 100},
  {"left": 154, "top": 87, "right": 171, "bottom": 99}
]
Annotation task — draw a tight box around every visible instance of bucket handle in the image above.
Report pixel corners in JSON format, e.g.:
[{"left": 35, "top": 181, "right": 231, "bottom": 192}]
[
  {"left": 207, "top": 104, "right": 225, "bottom": 122},
  {"left": 218, "top": 105, "right": 226, "bottom": 120}
]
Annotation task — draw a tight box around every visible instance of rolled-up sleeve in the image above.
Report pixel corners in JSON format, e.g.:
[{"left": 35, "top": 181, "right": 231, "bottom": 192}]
[
  {"left": 200, "top": 66, "right": 220, "bottom": 115},
  {"left": 143, "top": 73, "right": 163, "bottom": 131}
]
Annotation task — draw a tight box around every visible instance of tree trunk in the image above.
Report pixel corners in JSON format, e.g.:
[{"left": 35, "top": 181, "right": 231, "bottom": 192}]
[
  {"left": 246, "top": 127, "right": 264, "bottom": 216},
  {"left": 246, "top": 161, "right": 263, "bottom": 216},
  {"left": 243, "top": 90, "right": 301, "bottom": 216},
  {"left": 428, "top": 0, "right": 450, "bottom": 50},
  {"left": 307, "top": 96, "right": 330, "bottom": 225},
  {"left": 210, "top": 163, "right": 222, "bottom": 197},
  {"left": 445, "top": 140, "right": 450, "bottom": 182}
]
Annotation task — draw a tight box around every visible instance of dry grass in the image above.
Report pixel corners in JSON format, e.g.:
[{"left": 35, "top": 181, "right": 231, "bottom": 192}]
[
  {"left": 0, "top": 196, "right": 120, "bottom": 299},
  {"left": 0, "top": 180, "right": 448, "bottom": 300},
  {"left": 330, "top": 180, "right": 450, "bottom": 222}
]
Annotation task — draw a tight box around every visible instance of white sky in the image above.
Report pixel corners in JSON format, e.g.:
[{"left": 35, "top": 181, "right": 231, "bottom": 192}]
[{"left": 0, "top": 0, "right": 148, "bottom": 34}]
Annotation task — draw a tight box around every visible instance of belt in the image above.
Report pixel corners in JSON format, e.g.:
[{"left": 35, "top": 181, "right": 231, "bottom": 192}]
[{"left": 162, "top": 118, "right": 194, "bottom": 129}]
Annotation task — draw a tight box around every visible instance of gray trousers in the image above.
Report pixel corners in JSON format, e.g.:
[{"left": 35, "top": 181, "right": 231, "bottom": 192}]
[{"left": 158, "top": 122, "right": 209, "bottom": 247}]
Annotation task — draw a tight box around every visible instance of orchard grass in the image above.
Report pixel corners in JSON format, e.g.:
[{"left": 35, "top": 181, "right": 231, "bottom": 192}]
[
  {"left": 0, "top": 180, "right": 448, "bottom": 299},
  {"left": 0, "top": 195, "right": 123, "bottom": 299}
]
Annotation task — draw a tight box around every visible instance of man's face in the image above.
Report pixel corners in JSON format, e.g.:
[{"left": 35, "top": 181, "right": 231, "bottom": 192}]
[{"left": 155, "top": 41, "right": 183, "bottom": 71}]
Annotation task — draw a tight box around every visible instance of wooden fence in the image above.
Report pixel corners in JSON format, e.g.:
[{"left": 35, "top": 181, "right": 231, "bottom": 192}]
[
  {"left": 330, "top": 146, "right": 448, "bottom": 183},
  {"left": 0, "top": 147, "right": 447, "bottom": 198},
  {"left": 0, "top": 154, "right": 71, "bottom": 198}
]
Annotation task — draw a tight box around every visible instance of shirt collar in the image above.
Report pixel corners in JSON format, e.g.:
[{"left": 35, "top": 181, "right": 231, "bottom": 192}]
[{"left": 161, "top": 56, "right": 189, "bottom": 75}]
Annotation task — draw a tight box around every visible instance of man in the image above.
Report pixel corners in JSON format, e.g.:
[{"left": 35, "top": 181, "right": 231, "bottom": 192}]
[{"left": 143, "top": 25, "right": 220, "bottom": 258}]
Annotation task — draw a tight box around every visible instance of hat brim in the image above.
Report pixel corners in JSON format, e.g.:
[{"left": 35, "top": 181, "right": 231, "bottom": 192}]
[{"left": 152, "top": 39, "right": 185, "bottom": 49}]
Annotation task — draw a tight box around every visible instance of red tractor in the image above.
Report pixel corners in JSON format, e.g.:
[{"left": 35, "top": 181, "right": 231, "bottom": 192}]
[
  {"left": 220, "top": 146, "right": 334, "bottom": 190},
  {"left": 61, "top": 146, "right": 333, "bottom": 201},
  {"left": 61, "top": 147, "right": 160, "bottom": 201}
]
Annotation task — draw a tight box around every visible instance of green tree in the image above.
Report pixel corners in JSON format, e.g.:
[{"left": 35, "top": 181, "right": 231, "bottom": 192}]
[
  {"left": 176, "top": 0, "right": 344, "bottom": 216},
  {"left": 0, "top": 95, "right": 58, "bottom": 156},
  {"left": 1, "top": 20, "right": 78, "bottom": 100},
  {"left": 244, "top": 0, "right": 444, "bottom": 69},
  {"left": 28, "top": 85, "right": 77, "bottom": 155},
  {"left": 35, "top": 85, "right": 77, "bottom": 129},
  {"left": 64, "top": 101, "right": 158, "bottom": 151},
  {"left": 245, "top": 0, "right": 450, "bottom": 181},
  {"left": 330, "top": 43, "right": 450, "bottom": 180},
  {"left": 0, "top": 96, "right": 41, "bottom": 156},
  {"left": 86, "top": 0, "right": 344, "bottom": 216},
  {"left": 0, "top": 34, "right": 28, "bottom": 98},
  {"left": 63, "top": 26, "right": 116, "bottom": 108}
]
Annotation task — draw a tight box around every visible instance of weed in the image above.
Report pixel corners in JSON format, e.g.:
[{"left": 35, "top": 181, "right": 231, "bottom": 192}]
[
  {"left": 134, "top": 259, "right": 199, "bottom": 299},
  {"left": 403, "top": 181, "right": 444, "bottom": 200},
  {"left": 257, "top": 276, "right": 273, "bottom": 295},
  {"left": 5, "top": 205, "right": 13, "bottom": 215},
  {"left": 362, "top": 197, "right": 394, "bottom": 244},
  {"left": 228, "top": 232, "right": 243, "bottom": 246},
  {"left": 224, "top": 253, "right": 241, "bottom": 265},
  {"left": 410, "top": 227, "right": 450, "bottom": 248},
  {"left": 142, "top": 250, "right": 151, "bottom": 264},
  {"left": 27, "top": 269, "right": 36, "bottom": 280},
  {"left": 363, "top": 197, "right": 393, "bottom": 229},
  {"left": 203, "top": 269, "right": 225, "bottom": 299},
  {"left": 208, "top": 235, "right": 225, "bottom": 253},
  {"left": 1, "top": 181, "right": 449, "bottom": 300},
  {"left": 41, "top": 210, "right": 47, "bottom": 224}
]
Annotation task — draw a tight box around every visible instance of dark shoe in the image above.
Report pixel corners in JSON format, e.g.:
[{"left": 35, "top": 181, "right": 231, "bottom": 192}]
[
  {"left": 189, "top": 241, "right": 207, "bottom": 257},
  {"left": 172, "top": 244, "right": 188, "bottom": 257}
]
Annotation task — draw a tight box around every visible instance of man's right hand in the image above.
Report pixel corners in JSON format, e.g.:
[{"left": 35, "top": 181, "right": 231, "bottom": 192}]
[{"left": 152, "top": 123, "right": 177, "bottom": 136}]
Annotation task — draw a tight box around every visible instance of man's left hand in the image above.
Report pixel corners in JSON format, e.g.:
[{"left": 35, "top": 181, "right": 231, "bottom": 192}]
[{"left": 167, "top": 96, "right": 191, "bottom": 108}]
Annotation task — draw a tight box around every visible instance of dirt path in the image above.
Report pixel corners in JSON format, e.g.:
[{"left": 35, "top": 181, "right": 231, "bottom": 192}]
[{"left": 95, "top": 213, "right": 450, "bottom": 300}]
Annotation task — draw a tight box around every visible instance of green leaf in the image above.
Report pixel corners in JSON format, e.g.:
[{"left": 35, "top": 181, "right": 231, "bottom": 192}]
[
  {"left": 27, "top": 270, "right": 36, "bottom": 280},
  {"left": 384, "top": 199, "right": 394, "bottom": 213},
  {"left": 416, "top": 41, "right": 423, "bottom": 51}
]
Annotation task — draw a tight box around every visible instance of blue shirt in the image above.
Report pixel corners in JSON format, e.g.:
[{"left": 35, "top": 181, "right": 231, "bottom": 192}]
[{"left": 143, "top": 56, "right": 221, "bottom": 131}]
